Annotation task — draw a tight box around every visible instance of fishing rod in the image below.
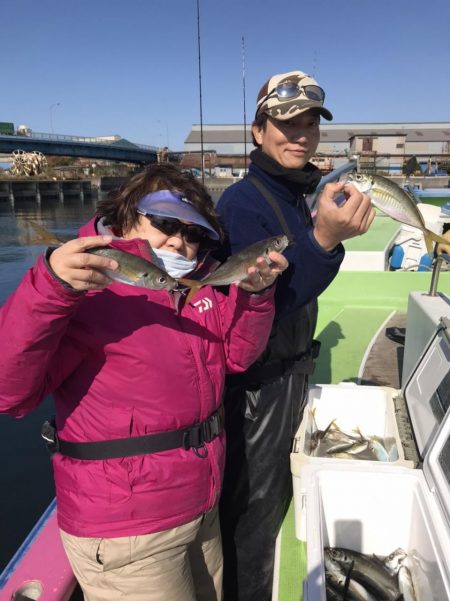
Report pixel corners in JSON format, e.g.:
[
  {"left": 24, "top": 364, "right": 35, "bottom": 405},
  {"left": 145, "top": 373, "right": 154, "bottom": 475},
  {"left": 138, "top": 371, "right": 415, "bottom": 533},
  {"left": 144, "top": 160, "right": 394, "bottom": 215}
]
[
  {"left": 196, "top": 0, "right": 205, "bottom": 184},
  {"left": 242, "top": 36, "right": 247, "bottom": 174}
]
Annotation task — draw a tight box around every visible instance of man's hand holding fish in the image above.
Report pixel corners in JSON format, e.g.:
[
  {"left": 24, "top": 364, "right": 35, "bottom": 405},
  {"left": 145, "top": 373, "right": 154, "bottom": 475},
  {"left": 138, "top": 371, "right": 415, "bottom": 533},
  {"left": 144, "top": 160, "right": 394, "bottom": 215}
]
[
  {"left": 237, "top": 252, "right": 289, "bottom": 293},
  {"left": 313, "top": 181, "right": 375, "bottom": 251}
]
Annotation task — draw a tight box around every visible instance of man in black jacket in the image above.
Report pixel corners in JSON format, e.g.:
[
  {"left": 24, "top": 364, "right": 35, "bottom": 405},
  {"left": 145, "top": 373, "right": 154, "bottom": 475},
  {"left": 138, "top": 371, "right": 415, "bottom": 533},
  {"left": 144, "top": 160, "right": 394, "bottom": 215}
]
[{"left": 217, "top": 70, "right": 375, "bottom": 601}]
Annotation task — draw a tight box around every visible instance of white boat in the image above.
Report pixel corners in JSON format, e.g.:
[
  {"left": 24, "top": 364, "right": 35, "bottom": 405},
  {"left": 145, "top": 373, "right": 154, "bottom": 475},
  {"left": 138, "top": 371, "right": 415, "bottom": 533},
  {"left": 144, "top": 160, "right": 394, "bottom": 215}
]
[{"left": 1, "top": 174, "right": 450, "bottom": 601}]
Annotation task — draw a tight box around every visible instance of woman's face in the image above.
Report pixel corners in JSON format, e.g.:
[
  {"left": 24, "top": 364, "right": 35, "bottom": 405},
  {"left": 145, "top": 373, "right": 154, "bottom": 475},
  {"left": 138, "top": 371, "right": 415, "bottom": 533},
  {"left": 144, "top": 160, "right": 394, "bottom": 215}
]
[
  {"left": 252, "top": 110, "right": 320, "bottom": 169},
  {"left": 123, "top": 216, "right": 200, "bottom": 260}
]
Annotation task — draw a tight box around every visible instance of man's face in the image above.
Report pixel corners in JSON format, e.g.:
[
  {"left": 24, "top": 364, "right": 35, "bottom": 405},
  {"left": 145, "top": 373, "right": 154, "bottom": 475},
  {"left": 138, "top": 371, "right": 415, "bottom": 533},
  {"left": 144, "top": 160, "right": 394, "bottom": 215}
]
[{"left": 252, "top": 110, "right": 320, "bottom": 170}]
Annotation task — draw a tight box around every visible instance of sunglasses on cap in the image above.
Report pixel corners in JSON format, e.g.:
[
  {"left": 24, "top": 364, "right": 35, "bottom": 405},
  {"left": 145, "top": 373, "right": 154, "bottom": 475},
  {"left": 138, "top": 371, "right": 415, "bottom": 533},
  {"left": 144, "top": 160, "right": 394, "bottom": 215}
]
[
  {"left": 256, "top": 81, "right": 325, "bottom": 116},
  {"left": 145, "top": 214, "right": 209, "bottom": 244}
]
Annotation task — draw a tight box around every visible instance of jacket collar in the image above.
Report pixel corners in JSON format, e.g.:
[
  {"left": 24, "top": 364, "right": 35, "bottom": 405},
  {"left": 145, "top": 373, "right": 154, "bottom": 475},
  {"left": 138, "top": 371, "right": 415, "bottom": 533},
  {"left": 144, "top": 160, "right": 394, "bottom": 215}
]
[{"left": 248, "top": 149, "right": 322, "bottom": 206}]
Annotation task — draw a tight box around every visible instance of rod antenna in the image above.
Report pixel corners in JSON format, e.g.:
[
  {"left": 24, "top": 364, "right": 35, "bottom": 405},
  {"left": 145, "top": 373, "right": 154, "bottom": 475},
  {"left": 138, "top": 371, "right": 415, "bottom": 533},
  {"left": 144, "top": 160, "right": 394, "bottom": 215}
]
[
  {"left": 241, "top": 36, "right": 248, "bottom": 174},
  {"left": 196, "top": 0, "right": 205, "bottom": 183}
]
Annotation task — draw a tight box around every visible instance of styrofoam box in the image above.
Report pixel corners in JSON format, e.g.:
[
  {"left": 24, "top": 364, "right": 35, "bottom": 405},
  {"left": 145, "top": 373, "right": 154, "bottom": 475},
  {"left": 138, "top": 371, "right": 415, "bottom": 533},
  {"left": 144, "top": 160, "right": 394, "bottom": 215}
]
[
  {"left": 291, "top": 383, "right": 415, "bottom": 542},
  {"left": 301, "top": 462, "right": 450, "bottom": 601},
  {"left": 291, "top": 382, "right": 414, "bottom": 470}
]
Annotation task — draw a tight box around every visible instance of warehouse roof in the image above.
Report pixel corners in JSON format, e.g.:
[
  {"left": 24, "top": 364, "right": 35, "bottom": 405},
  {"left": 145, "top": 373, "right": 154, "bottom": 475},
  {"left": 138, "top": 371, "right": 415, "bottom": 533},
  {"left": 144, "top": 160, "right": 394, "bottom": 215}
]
[{"left": 185, "top": 122, "right": 450, "bottom": 144}]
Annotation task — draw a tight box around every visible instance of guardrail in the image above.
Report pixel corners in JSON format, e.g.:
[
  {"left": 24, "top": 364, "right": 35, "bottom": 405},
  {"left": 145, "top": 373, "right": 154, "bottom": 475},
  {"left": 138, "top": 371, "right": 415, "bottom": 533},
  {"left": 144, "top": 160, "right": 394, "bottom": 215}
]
[{"left": 0, "top": 132, "right": 159, "bottom": 152}]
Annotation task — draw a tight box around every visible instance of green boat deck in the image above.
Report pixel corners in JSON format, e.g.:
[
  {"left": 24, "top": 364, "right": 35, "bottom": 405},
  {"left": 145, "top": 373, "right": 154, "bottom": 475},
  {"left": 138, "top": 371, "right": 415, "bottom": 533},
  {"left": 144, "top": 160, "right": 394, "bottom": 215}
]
[
  {"left": 343, "top": 214, "right": 400, "bottom": 253},
  {"left": 275, "top": 270, "right": 450, "bottom": 601}
]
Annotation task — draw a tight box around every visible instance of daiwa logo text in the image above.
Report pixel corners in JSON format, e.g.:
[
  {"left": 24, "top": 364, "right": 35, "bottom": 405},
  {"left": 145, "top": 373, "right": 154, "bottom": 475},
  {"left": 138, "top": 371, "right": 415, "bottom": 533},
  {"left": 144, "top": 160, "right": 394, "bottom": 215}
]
[{"left": 193, "top": 298, "right": 213, "bottom": 313}]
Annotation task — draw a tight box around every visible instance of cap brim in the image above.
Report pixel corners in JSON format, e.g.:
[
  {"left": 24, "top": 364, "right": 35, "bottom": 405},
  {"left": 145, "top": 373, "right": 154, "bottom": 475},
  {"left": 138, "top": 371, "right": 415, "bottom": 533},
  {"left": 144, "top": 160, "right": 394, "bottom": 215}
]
[
  {"left": 137, "top": 191, "right": 219, "bottom": 240},
  {"left": 266, "top": 100, "right": 333, "bottom": 121}
]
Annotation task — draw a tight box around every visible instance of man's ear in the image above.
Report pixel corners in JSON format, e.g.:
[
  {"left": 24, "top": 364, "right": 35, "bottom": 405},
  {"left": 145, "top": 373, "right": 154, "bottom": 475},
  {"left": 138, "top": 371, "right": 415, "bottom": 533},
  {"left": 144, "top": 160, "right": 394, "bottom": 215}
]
[{"left": 252, "top": 123, "right": 263, "bottom": 146}]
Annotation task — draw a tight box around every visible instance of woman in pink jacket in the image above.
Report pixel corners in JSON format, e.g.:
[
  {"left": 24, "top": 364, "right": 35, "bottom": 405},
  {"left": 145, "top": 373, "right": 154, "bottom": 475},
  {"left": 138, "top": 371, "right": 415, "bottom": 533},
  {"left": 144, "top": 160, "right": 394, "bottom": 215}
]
[{"left": 0, "top": 164, "right": 287, "bottom": 601}]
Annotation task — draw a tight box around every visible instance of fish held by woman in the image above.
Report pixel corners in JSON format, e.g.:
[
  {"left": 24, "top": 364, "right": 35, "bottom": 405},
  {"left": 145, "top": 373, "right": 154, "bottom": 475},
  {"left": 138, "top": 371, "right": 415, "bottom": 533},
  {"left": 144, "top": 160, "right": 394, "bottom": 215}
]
[
  {"left": 179, "top": 234, "right": 291, "bottom": 303},
  {"left": 22, "top": 219, "right": 178, "bottom": 291},
  {"left": 343, "top": 172, "right": 448, "bottom": 255}
]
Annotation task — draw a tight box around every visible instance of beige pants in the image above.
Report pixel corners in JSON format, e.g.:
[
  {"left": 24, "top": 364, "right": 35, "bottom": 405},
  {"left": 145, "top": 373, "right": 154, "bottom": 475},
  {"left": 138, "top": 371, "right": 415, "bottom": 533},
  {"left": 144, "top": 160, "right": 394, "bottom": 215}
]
[{"left": 60, "top": 507, "right": 223, "bottom": 601}]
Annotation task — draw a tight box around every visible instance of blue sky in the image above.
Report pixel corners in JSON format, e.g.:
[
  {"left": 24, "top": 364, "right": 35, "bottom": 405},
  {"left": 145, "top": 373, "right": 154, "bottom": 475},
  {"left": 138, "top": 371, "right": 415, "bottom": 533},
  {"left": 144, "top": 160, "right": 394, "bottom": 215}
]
[{"left": 3, "top": 0, "right": 450, "bottom": 150}]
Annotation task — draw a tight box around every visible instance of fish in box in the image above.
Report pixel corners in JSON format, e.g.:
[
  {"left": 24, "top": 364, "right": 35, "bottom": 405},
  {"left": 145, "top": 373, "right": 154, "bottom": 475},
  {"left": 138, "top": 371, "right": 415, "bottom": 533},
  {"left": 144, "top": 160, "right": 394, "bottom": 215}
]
[
  {"left": 292, "top": 318, "right": 449, "bottom": 540},
  {"left": 294, "top": 319, "right": 450, "bottom": 600},
  {"left": 301, "top": 456, "right": 450, "bottom": 600}
]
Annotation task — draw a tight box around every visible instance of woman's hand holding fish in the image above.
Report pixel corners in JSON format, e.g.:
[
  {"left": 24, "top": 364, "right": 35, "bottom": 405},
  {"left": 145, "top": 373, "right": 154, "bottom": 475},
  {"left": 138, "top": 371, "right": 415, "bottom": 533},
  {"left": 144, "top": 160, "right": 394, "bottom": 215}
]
[
  {"left": 238, "top": 252, "right": 288, "bottom": 293},
  {"left": 313, "top": 182, "right": 376, "bottom": 251},
  {"left": 49, "top": 235, "right": 118, "bottom": 291}
]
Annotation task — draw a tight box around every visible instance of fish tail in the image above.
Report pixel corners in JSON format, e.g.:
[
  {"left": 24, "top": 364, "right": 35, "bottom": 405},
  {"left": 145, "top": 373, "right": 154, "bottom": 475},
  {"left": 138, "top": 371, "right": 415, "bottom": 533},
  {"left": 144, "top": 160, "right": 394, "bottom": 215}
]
[
  {"left": 425, "top": 229, "right": 450, "bottom": 254},
  {"left": 323, "top": 419, "right": 337, "bottom": 437},
  {"left": 423, "top": 231, "right": 435, "bottom": 256},
  {"left": 353, "top": 426, "right": 366, "bottom": 440},
  {"left": 23, "top": 219, "right": 63, "bottom": 245},
  {"left": 178, "top": 278, "right": 204, "bottom": 304}
]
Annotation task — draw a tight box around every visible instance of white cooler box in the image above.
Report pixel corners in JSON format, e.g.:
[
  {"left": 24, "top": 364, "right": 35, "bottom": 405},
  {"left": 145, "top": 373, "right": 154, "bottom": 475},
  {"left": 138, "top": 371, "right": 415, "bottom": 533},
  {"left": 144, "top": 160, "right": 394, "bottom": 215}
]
[{"left": 291, "top": 317, "right": 450, "bottom": 600}]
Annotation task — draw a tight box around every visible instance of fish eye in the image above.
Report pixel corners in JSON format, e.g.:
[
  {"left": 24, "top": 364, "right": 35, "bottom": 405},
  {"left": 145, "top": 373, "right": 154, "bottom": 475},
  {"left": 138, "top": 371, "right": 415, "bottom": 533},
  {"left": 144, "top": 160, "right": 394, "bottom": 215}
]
[{"left": 158, "top": 276, "right": 167, "bottom": 284}]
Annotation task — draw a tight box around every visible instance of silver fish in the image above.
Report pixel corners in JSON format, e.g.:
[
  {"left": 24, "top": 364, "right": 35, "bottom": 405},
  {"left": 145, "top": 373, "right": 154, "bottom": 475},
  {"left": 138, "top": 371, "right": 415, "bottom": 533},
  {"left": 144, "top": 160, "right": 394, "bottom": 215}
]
[
  {"left": 324, "top": 549, "right": 378, "bottom": 601},
  {"left": 23, "top": 219, "right": 178, "bottom": 291},
  {"left": 382, "top": 548, "right": 408, "bottom": 575},
  {"left": 86, "top": 247, "right": 178, "bottom": 291},
  {"left": 326, "top": 547, "right": 402, "bottom": 601},
  {"left": 327, "top": 440, "right": 369, "bottom": 456},
  {"left": 344, "top": 173, "right": 448, "bottom": 255},
  {"left": 180, "top": 235, "right": 291, "bottom": 303},
  {"left": 368, "top": 437, "right": 390, "bottom": 462},
  {"left": 325, "top": 581, "right": 344, "bottom": 601},
  {"left": 398, "top": 564, "right": 418, "bottom": 601}
]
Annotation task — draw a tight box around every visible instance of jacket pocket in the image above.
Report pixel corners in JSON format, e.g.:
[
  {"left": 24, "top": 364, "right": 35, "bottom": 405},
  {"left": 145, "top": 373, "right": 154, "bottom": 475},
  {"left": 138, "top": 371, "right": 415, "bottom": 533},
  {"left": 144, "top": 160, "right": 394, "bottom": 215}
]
[{"left": 95, "top": 537, "right": 132, "bottom": 571}]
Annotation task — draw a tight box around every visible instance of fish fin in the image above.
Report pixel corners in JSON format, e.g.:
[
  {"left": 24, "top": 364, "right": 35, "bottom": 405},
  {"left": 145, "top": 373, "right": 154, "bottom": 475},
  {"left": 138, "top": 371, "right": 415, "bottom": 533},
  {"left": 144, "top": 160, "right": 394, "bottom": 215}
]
[
  {"left": 178, "top": 277, "right": 199, "bottom": 287},
  {"left": 178, "top": 280, "right": 204, "bottom": 304},
  {"left": 23, "top": 219, "right": 63, "bottom": 245}
]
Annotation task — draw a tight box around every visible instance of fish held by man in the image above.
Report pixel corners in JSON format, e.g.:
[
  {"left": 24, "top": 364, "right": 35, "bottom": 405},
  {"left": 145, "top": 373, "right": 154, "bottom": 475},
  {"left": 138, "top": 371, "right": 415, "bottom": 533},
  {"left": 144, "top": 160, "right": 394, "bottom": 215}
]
[
  {"left": 343, "top": 173, "right": 448, "bottom": 255},
  {"left": 179, "top": 235, "right": 291, "bottom": 304},
  {"left": 22, "top": 219, "right": 178, "bottom": 291}
]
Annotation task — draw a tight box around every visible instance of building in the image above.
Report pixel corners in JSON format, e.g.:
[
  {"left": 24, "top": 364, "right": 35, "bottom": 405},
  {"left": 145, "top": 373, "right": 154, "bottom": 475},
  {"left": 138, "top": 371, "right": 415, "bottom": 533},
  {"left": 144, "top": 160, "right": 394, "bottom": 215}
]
[{"left": 183, "top": 122, "right": 450, "bottom": 176}]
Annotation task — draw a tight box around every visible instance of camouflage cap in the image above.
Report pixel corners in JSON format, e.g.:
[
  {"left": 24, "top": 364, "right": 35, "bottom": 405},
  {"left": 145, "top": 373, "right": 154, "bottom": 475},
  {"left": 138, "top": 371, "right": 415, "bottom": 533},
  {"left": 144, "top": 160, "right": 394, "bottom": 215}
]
[{"left": 255, "top": 70, "right": 333, "bottom": 121}]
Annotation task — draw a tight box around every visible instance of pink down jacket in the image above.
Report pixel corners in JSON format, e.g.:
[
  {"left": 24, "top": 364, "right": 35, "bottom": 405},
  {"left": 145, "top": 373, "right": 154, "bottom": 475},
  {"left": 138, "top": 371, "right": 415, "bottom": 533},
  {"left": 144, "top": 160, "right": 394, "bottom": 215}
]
[{"left": 0, "top": 218, "right": 275, "bottom": 538}]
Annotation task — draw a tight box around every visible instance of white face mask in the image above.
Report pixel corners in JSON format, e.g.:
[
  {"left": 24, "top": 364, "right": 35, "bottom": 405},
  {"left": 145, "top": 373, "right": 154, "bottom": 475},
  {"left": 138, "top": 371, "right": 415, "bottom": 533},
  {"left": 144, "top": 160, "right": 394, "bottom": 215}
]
[{"left": 152, "top": 248, "right": 198, "bottom": 278}]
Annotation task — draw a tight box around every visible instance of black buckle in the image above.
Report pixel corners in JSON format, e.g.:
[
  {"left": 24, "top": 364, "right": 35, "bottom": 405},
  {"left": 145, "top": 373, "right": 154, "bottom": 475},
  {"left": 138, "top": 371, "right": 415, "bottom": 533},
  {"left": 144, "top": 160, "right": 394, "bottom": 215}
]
[
  {"left": 203, "top": 412, "right": 220, "bottom": 442},
  {"left": 182, "top": 410, "right": 222, "bottom": 458},
  {"left": 41, "top": 419, "right": 60, "bottom": 455},
  {"left": 183, "top": 423, "right": 202, "bottom": 451}
]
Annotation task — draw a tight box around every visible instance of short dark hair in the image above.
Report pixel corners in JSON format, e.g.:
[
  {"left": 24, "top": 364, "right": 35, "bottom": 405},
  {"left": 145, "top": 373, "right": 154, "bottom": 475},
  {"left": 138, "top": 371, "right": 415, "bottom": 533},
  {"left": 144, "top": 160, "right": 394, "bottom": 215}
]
[
  {"left": 251, "top": 113, "right": 268, "bottom": 147},
  {"left": 96, "top": 163, "right": 223, "bottom": 244}
]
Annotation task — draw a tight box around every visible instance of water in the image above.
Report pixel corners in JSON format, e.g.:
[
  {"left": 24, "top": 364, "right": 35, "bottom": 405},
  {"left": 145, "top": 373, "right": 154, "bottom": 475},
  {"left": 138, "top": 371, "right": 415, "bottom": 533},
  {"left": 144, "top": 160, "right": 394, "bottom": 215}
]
[{"left": 0, "top": 196, "right": 98, "bottom": 571}]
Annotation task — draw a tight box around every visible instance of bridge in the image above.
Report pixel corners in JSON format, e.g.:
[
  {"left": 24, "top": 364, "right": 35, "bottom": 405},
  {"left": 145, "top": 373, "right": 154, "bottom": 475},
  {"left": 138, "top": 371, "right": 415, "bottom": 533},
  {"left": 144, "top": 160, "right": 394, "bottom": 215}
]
[{"left": 0, "top": 131, "right": 162, "bottom": 164}]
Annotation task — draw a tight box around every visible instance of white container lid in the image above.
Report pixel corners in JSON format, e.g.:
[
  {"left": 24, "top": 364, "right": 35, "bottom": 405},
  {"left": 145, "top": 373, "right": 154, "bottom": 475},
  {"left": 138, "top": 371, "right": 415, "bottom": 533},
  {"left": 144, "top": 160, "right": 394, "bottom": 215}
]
[
  {"left": 403, "top": 317, "right": 450, "bottom": 458},
  {"left": 423, "top": 405, "right": 450, "bottom": 529}
]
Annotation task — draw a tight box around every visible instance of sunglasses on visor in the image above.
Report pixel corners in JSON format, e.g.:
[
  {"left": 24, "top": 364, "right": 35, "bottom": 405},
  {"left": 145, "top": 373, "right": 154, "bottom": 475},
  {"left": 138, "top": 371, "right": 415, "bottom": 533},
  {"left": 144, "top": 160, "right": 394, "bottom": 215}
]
[
  {"left": 256, "top": 81, "right": 325, "bottom": 116},
  {"left": 145, "top": 214, "right": 209, "bottom": 244}
]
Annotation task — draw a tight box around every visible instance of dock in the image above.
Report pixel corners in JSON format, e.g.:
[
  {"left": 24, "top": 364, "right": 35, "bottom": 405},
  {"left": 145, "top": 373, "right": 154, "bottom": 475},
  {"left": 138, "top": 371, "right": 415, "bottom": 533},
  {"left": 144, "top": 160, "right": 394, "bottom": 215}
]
[{"left": 0, "top": 179, "right": 93, "bottom": 204}]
